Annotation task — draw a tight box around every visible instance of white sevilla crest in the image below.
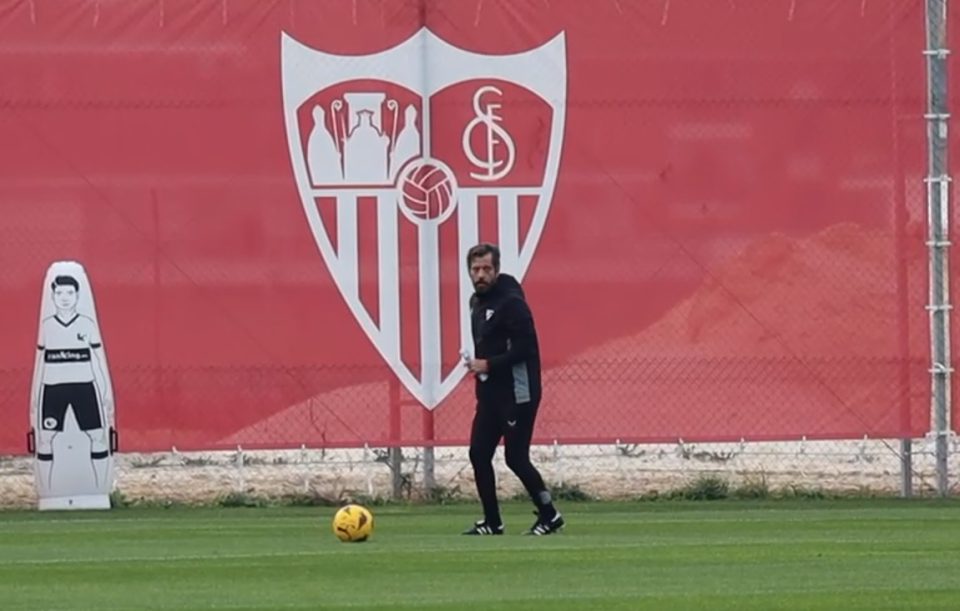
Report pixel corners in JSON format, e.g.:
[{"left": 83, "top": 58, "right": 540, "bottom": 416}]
[{"left": 281, "top": 28, "right": 566, "bottom": 409}]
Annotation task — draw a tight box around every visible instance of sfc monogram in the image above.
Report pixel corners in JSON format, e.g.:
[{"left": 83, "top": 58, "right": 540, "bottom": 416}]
[{"left": 281, "top": 27, "right": 567, "bottom": 408}]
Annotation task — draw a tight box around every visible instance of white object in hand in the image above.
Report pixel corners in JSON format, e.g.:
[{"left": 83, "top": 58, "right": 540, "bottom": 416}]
[{"left": 460, "top": 350, "right": 488, "bottom": 382}]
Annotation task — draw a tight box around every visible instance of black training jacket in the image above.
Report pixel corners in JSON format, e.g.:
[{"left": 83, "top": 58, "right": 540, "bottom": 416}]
[{"left": 469, "top": 273, "right": 542, "bottom": 407}]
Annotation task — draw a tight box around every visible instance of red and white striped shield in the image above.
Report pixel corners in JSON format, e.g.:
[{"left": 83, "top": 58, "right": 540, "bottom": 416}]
[{"left": 281, "top": 28, "right": 566, "bottom": 409}]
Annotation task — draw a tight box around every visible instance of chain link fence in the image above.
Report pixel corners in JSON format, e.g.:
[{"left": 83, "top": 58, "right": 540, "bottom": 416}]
[
  {"left": 0, "top": 1, "right": 957, "bottom": 508},
  {"left": 2, "top": 435, "right": 959, "bottom": 509}
]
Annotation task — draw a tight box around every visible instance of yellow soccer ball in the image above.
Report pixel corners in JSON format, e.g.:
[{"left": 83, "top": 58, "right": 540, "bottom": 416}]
[{"left": 332, "top": 504, "right": 374, "bottom": 542}]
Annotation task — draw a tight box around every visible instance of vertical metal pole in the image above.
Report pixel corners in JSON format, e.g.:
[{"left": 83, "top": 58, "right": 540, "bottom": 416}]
[
  {"left": 389, "top": 378, "right": 404, "bottom": 500},
  {"left": 923, "top": 0, "right": 952, "bottom": 497},
  {"left": 389, "top": 447, "right": 404, "bottom": 499},
  {"left": 890, "top": 0, "right": 913, "bottom": 497},
  {"left": 151, "top": 189, "right": 164, "bottom": 440},
  {"left": 422, "top": 408, "right": 436, "bottom": 495},
  {"left": 900, "top": 439, "right": 913, "bottom": 496}
]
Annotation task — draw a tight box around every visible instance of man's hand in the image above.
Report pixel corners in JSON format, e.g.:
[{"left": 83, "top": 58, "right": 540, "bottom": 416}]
[{"left": 466, "top": 358, "right": 489, "bottom": 374}]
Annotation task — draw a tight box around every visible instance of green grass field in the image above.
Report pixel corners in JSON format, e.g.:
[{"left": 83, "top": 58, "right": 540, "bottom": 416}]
[{"left": 1, "top": 499, "right": 958, "bottom": 610}]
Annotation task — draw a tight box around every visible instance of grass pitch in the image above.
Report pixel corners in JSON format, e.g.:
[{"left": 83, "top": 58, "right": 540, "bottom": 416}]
[{"left": 1, "top": 499, "right": 958, "bottom": 610}]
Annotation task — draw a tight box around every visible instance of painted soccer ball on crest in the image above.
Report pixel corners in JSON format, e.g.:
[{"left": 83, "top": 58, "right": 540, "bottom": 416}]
[{"left": 332, "top": 504, "right": 374, "bottom": 542}]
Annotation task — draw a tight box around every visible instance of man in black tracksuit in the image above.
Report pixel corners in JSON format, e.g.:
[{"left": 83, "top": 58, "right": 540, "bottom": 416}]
[{"left": 461, "top": 243, "right": 564, "bottom": 536}]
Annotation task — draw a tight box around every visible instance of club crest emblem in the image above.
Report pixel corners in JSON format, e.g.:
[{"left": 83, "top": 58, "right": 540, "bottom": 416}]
[{"left": 281, "top": 28, "right": 567, "bottom": 408}]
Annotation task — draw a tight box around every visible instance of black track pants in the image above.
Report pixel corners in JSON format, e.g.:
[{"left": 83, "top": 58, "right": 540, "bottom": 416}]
[{"left": 468, "top": 398, "right": 549, "bottom": 525}]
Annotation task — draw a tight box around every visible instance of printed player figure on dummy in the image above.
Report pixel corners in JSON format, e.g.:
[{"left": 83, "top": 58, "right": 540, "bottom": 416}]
[{"left": 29, "top": 263, "right": 117, "bottom": 510}]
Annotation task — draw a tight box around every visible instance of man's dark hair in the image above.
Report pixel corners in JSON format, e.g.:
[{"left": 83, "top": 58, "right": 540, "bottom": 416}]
[
  {"left": 466, "top": 243, "right": 501, "bottom": 271},
  {"left": 51, "top": 275, "right": 80, "bottom": 291}
]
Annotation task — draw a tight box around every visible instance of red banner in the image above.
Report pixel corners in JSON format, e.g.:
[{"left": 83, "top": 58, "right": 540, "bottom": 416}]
[{"left": 0, "top": 0, "right": 931, "bottom": 453}]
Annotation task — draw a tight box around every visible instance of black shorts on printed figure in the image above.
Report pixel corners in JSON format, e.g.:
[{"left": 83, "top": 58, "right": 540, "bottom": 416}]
[{"left": 40, "top": 382, "right": 102, "bottom": 432}]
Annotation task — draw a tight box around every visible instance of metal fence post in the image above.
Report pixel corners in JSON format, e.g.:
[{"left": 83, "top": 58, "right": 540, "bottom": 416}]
[{"left": 923, "top": 0, "right": 953, "bottom": 497}]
